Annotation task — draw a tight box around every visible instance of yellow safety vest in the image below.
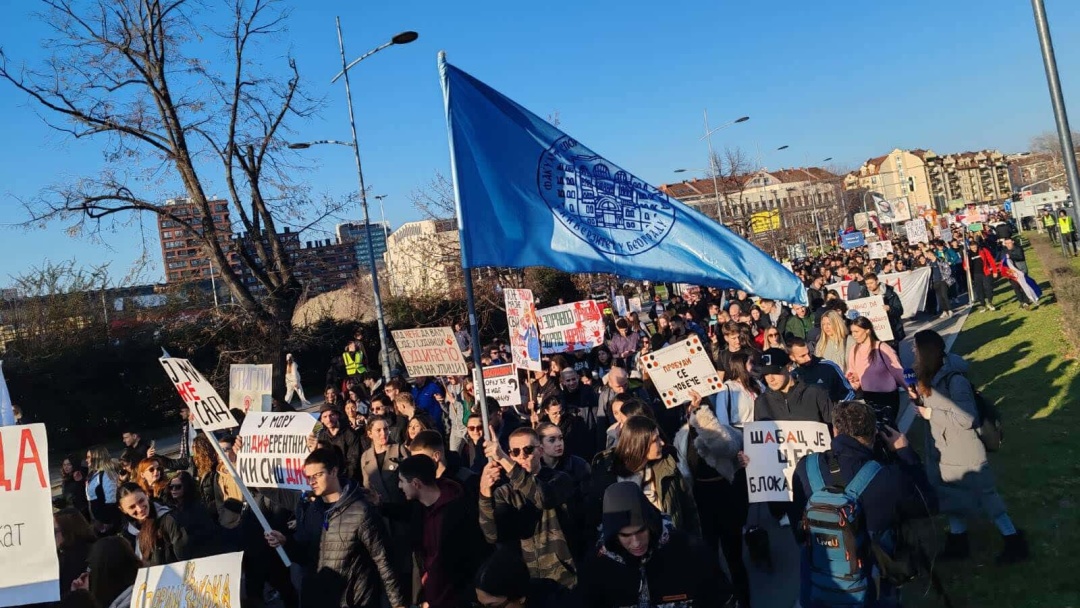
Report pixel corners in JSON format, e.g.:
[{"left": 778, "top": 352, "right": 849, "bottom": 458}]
[
  {"left": 343, "top": 351, "right": 366, "bottom": 376},
  {"left": 1060, "top": 215, "right": 1075, "bottom": 234},
  {"left": 1043, "top": 214, "right": 1057, "bottom": 228}
]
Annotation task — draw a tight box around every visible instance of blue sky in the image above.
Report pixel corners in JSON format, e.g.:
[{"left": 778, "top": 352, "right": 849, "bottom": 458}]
[{"left": 2, "top": 0, "right": 1080, "bottom": 285}]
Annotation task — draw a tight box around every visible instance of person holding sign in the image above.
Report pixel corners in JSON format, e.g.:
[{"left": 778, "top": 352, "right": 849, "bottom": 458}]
[
  {"left": 266, "top": 448, "right": 407, "bottom": 608},
  {"left": 790, "top": 401, "right": 936, "bottom": 608}
]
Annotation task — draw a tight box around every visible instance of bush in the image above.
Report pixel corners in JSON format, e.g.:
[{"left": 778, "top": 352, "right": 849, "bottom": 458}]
[{"left": 1031, "top": 234, "right": 1080, "bottom": 352}]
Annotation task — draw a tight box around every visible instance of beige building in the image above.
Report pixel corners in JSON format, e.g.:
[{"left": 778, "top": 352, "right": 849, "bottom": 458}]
[
  {"left": 383, "top": 219, "right": 461, "bottom": 297},
  {"left": 661, "top": 167, "right": 844, "bottom": 248},
  {"left": 845, "top": 148, "right": 1012, "bottom": 210}
]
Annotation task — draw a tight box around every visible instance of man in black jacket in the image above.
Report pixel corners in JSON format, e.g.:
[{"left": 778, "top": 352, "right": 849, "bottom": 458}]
[
  {"left": 788, "top": 338, "right": 856, "bottom": 403},
  {"left": 864, "top": 273, "right": 905, "bottom": 344},
  {"left": 754, "top": 348, "right": 833, "bottom": 425},
  {"left": 407, "top": 429, "right": 481, "bottom": 502},
  {"left": 266, "top": 448, "right": 406, "bottom": 608},
  {"left": 397, "top": 455, "right": 488, "bottom": 608},
  {"left": 317, "top": 404, "right": 362, "bottom": 482}
]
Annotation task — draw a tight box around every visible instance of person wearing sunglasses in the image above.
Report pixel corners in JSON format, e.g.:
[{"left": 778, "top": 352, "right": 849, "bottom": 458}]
[
  {"left": 479, "top": 427, "right": 579, "bottom": 593},
  {"left": 135, "top": 456, "right": 170, "bottom": 501}
]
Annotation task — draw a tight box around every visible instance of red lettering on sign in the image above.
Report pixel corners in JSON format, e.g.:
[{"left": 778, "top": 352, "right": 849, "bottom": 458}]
[{"left": 15, "top": 429, "right": 46, "bottom": 490}]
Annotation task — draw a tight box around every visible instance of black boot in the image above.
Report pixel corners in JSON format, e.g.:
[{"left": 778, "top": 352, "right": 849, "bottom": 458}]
[
  {"left": 997, "top": 530, "right": 1030, "bottom": 565},
  {"left": 940, "top": 532, "right": 970, "bottom": 560}
]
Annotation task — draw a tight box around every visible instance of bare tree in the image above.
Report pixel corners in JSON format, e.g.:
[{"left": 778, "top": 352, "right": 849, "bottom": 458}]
[
  {"left": 0, "top": 0, "right": 336, "bottom": 389},
  {"left": 707, "top": 146, "right": 759, "bottom": 225}
]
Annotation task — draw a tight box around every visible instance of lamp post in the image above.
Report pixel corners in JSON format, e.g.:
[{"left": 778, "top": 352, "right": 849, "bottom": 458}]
[
  {"left": 699, "top": 113, "right": 749, "bottom": 224},
  {"left": 319, "top": 20, "right": 418, "bottom": 380}
]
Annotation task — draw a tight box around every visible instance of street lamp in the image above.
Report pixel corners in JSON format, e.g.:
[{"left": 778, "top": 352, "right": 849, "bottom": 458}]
[
  {"left": 777, "top": 145, "right": 789, "bottom": 151},
  {"left": 699, "top": 113, "right": 749, "bottom": 224},
  {"left": 328, "top": 18, "right": 418, "bottom": 380},
  {"left": 287, "top": 140, "right": 354, "bottom": 149}
]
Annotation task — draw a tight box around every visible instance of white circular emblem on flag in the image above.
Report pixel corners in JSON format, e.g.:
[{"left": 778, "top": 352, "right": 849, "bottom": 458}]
[{"left": 538, "top": 136, "right": 676, "bottom": 255}]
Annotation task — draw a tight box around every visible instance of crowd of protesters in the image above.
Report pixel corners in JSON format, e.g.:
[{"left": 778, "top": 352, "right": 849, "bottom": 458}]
[{"left": 42, "top": 212, "right": 1040, "bottom": 608}]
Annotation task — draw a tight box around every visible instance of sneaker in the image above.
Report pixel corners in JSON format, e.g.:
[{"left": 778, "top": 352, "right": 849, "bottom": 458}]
[
  {"left": 996, "top": 530, "right": 1030, "bottom": 565},
  {"left": 939, "top": 311, "right": 952, "bottom": 319},
  {"left": 940, "top": 532, "right": 970, "bottom": 561},
  {"left": 987, "top": 304, "right": 998, "bottom": 311}
]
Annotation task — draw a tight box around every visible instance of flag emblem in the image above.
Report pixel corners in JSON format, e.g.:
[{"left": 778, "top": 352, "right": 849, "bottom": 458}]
[{"left": 539, "top": 136, "right": 676, "bottom": 255}]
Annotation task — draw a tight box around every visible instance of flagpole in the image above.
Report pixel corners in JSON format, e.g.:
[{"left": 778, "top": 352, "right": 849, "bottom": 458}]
[{"left": 440, "top": 51, "right": 494, "bottom": 441}]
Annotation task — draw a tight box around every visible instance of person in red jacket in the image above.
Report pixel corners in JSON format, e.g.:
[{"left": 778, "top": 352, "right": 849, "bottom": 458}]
[{"left": 964, "top": 240, "right": 999, "bottom": 311}]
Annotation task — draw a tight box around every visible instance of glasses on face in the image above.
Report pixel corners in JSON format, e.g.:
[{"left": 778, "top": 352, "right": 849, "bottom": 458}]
[
  {"left": 169, "top": 484, "right": 183, "bottom": 491},
  {"left": 306, "top": 470, "right": 328, "bottom": 484},
  {"left": 467, "top": 425, "right": 483, "bottom": 432},
  {"left": 147, "top": 467, "right": 161, "bottom": 473},
  {"left": 508, "top": 445, "right": 538, "bottom": 458}
]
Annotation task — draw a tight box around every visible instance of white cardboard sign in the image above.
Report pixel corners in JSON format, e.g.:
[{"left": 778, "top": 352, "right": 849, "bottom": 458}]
[
  {"left": 505, "top": 289, "right": 542, "bottom": 371},
  {"left": 237, "top": 412, "right": 318, "bottom": 490},
  {"left": 0, "top": 424, "right": 59, "bottom": 607},
  {"left": 160, "top": 358, "right": 238, "bottom": 432},
  {"left": 481, "top": 364, "right": 522, "bottom": 408},
  {"left": 905, "top": 219, "right": 929, "bottom": 245},
  {"left": 744, "top": 421, "right": 831, "bottom": 503},
  {"left": 639, "top": 335, "right": 721, "bottom": 408},
  {"left": 849, "top": 295, "right": 895, "bottom": 342},
  {"left": 229, "top": 364, "right": 273, "bottom": 413},
  {"left": 867, "top": 240, "right": 894, "bottom": 259},
  {"left": 392, "top": 326, "right": 468, "bottom": 377},
  {"left": 130, "top": 552, "right": 243, "bottom": 608},
  {"left": 536, "top": 300, "right": 605, "bottom": 354}
]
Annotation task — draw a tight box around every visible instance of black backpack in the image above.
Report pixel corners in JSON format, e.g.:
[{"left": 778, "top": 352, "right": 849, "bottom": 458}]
[{"left": 944, "top": 372, "right": 1002, "bottom": 452}]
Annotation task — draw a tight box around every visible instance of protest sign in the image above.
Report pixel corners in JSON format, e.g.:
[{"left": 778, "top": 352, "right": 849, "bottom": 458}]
[
  {"left": 160, "top": 358, "right": 237, "bottom": 431},
  {"left": 905, "top": 219, "right": 929, "bottom": 245},
  {"left": 825, "top": 267, "right": 930, "bottom": 319},
  {"left": 614, "top": 295, "right": 627, "bottom": 317},
  {"left": 229, "top": 364, "right": 272, "bottom": 413},
  {"left": 849, "top": 295, "right": 894, "bottom": 341},
  {"left": 392, "top": 326, "right": 468, "bottom": 377},
  {"left": 639, "top": 335, "right": 721, "bottom": 408},
  {"left": 744, "top": 420, "right": 831, "bottom": 503},
  {"left": 867, "top": 240, "right": 894, "bottom": 259},
  {"left": 482, "top": 364, "right": 522, "bottom": 407},
  {"left": 504, "top": 289, "right": 542, "bottom": 371},
  {"left": 654, "top": 285, "right": 669, "bottom": 302},
  {"left": 0, "top": 424, "right": 58, "bottom": 607},
  {"left": 840, "top": 231, "right": 866, "bottom": 250},
  {"left": 237, "top": 412, "right": 317, "bottom": 491},
  {"left": 627, "top": 297, "right": 642, "bottom": 313},
  {"left": 131, "top": 552, "right": 243, "bottom": 608},
  {"left": 537, "top": 300, "right": 604, "bottom": 354}
]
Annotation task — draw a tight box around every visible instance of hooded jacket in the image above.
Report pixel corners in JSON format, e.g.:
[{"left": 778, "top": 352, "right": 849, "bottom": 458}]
[
  {"left": 409, "top": 478, "right": 488, "bottom": 608},
  {"left": 580, "top": 484, "right": 731, "bottom": 607},
  {"left": 287, "top": 483, "right": 406, "bottom": 608}
]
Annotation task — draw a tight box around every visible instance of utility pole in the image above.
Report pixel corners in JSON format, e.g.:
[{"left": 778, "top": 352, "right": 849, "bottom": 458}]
[{"left": 1032, "top": 0, "right": 1080, "bottom": 256}]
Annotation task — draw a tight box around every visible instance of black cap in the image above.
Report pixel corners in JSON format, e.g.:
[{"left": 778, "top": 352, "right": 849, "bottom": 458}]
[
  {"left": 601, "top": 482, "right": 660, "bottom": 549},
  {"left": 760, "top": 348, "right": 791, "bottom": 375}
]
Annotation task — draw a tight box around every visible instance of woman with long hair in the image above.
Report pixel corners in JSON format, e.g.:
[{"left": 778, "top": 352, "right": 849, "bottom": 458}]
[
  {"left": 284, "top": 353, "right": 313, "bottom": 406},
  {"left": 166, "top": 471, "right": 218, "bottom": 558},
  {"left": 190, "top": 435, "right": 219, "bottom": 520},
  {"left": 117, "top": 483, "right": 190, "bottom": 566},
  {"left": 817, "top": 309, "right": 855, "bottom": 370},
  {"left": 343, "top": 399, "right": 364, "bottom": 431},
  {"left": 912, "top": 329, "right": 1028, "bottom": 564},
  {"left": 55, "top": 507, "right": 96, "bottom": 598},
  {"left": 60, "top": 455, "right": 90, "bottom": 518},
  {"left": 673, "top": 352, "right": 759, "bottom": 606},
  {"left": 84, "top": 446, "right": 119, "bottom": 536},
  {"left": 845, "top": 316, "right": 905, "bottom": 427},
  {"left": 136, "top": 456, "right": 169, "bottom": 501},
  {"left": 68, "top": 536, "right": 142, "bottom": 608},
  {"left": 116, "top": 449, "right": 138, "bottom": 485},
  {"left": 404, "top": 415, "right": 434, "bottom": 452},
  {"left": 591, "top": 416, "right": 700, "bottom": 536}
]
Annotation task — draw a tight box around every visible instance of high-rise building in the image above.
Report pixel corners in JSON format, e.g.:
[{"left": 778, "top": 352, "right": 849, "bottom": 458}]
[
  {"left": 232, "top": 228, "right": 359, "bottom": 297},
  {"left": 844, "top": 148, "right": 1012, "bottom": 210},
  {"left": 158, "top": 198, "right": 237, "bottom": 283},
  {"left": 336, "top": 221, "right": 391, "bottom": 270}
]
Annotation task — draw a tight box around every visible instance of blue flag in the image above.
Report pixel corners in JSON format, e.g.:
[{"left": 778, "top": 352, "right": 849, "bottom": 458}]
[{"left": 439, "top": 54, "right": 807, "bottom": 305}]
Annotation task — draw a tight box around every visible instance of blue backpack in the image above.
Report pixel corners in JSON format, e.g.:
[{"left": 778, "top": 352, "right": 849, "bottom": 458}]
[{"left": 803, "top": 452, "right": 882, "bottom": 607}]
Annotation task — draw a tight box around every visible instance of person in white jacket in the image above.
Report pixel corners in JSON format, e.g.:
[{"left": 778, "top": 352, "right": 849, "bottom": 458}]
[{"left": 284, "top": 353, "right": 312, "bottom": 406}]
